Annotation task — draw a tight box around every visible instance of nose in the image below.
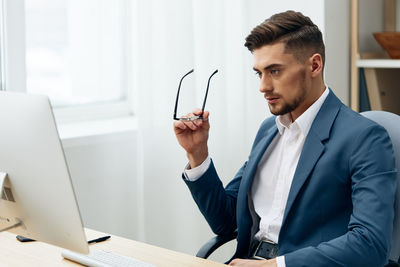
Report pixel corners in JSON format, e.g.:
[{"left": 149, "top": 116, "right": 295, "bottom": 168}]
[{"left": 259, "top": 75, "right": 273, "bottom": 93}]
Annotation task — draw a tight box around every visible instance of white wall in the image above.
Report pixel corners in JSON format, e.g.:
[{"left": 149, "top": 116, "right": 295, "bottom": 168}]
[
  {"left": 324, "top": 0, "right": 350, "bottom": 105},
  {"left": 63, "top": 130, "right": 140, "bottom": 239},
  {"left": 62, "top": 0, "right": 351, "bottom": 263}
]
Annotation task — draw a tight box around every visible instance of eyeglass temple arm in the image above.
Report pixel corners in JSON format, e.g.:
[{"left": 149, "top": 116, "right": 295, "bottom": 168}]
[
  {"left": 173, "top": 69, "right": 194, "bottom": 120},
  {"left": 200, "top": 69, "right": 218, "bottom": 118}
]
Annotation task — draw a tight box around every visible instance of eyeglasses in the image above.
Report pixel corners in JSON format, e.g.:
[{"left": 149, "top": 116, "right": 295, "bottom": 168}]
[{"left": 173, "top": 69, "right": 218, "bottom": 121}]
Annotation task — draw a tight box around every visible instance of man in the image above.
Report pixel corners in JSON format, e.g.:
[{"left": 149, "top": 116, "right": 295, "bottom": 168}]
[{"left": 173, "top": 11, "right": 397, "bottom": 267}]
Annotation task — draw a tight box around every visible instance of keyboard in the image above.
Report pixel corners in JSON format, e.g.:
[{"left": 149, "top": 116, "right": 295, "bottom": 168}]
[{"left": 61, "top": 249, "right": 157, "bottom": 267}]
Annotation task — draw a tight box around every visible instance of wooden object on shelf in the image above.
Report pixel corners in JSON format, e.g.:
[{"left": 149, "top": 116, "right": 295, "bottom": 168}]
[{"left": 373, "top": 32, "right": 400, "bottom": 59}]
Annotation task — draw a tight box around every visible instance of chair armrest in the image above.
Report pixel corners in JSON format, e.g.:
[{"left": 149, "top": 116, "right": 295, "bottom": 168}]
[
  {"left": 386, "top": 260, "right": 400, "bottom": 267},
  {"left": 196, "top": 231, "right": 238, "bottom": 259}
]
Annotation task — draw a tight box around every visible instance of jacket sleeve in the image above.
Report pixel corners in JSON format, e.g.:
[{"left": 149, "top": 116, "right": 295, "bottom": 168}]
[
  {"left": 284, "top": 124, "right": 397, "bottom": 267},
  {"left": 183, "top": 160, "right": 245, "bottom": 236}
]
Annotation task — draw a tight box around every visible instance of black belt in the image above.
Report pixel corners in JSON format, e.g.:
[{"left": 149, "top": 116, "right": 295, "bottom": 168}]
[{"left": 249, "top": 240, "right": 279, "bottom": 260}]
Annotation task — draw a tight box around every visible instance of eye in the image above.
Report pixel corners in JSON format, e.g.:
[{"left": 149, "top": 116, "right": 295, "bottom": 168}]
[
  {"left": 254, "top": 71, "right": 262, "bottom": 78},
  {"left": 270, "top": 69, "right": 279, "bottom": 75}
]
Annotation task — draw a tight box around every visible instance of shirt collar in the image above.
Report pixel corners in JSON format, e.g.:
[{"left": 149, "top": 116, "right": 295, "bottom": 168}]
[
  {"left": 275, "top": 87, "right": 329, "bottom": 136},
  {"left": 276, "top": 113, "right": 291, "bottom": 135}
]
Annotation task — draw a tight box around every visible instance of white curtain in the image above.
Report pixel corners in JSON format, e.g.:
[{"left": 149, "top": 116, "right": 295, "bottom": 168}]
[{"left": 130, "top": 0, "right": 326, "bottom": 261}]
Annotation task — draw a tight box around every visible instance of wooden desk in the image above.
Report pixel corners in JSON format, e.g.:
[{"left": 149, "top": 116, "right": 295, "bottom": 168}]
[{"left": 0, "top": 228, "right": 226, "bottom": 267}]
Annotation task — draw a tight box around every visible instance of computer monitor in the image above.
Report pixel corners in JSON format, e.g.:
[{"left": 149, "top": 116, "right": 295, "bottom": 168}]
[{"left": 0, "top": 91, "right": 89, "bottom": 254}]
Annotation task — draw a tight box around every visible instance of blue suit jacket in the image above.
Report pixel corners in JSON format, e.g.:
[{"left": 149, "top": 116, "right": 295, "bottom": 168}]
[{"left": 184, "top": 90, "right": 397, "bottom": 266}]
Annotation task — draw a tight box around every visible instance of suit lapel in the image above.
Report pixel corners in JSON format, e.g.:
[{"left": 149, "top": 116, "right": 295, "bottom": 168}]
[
  {"left": 281, "top": 89, "right": 342, "bottom": 225},
  {"left": 237, "top": 124, "right": 278, "bottom": 220},
  {"left": 282, "top": 131, "right": 325, "bottom": 223},
  {"left": 240, "top": 126, "right": 278, "bottom": 196}
]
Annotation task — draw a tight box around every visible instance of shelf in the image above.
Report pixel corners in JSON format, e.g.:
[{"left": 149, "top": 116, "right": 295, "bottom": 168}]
[
  {"left": 357, "top": 59, "right": 400, "bottom": 68},
  {"left": 351, "top": 0, "right": 400, "bottom": 113}
]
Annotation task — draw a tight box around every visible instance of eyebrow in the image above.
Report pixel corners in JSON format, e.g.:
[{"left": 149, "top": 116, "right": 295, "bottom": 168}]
[{"left": 253, "top": 64, "right": 283, "bottom": 72}]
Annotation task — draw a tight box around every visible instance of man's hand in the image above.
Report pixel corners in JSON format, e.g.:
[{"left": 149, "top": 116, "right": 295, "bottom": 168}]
[
  {"left": 173, "top": 108, "right": 210, "bottom": 168},
  {"left": 229, "top": 258, "right": 277, "bottom": 267}
]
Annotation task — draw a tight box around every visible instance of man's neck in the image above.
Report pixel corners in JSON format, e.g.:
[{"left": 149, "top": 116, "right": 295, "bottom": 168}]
[{"left": 290, "top": 83, "right": 326, "bottom": 121}]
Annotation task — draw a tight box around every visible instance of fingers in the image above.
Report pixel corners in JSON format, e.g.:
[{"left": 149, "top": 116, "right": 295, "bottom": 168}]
[
  {"left": 190, "top": 109, "right": 209, "bottom": 124},
  {"left": 173, "top": 109, "right": 210, "bottom": 139},
  {"left": 228, "top": 259, "right": 242, "bottom": 266},
  {"left": 229, "top": 258, "right": 269, "bottom": 266},
  {"left": 173, "top": 120, "right": 187, "bottom": 131},
  {"left": 202, "top": 110, "right": 210, "bottom": 120},
  {"left": 192, "top": 109, "right": 209, "bottom": 120},
  {"left": 174, "top": 110, "right": 210, "bottom": 130},
  {"left": 181, "top": 118, "right": 198, "bottom": 130},
  {"left": 173, "top": 116, "right": 199, "bottom": 132},
  {"left": 192, "top": 108, "right": 203, "bottom": 116}
]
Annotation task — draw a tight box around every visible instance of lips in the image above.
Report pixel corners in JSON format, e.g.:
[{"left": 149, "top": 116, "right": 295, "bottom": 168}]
[{"left": 266, "top": 96, "right": 280, "bottom": 104}]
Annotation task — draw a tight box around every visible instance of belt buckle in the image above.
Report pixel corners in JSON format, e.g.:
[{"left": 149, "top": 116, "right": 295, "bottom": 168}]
[{"left": 252, "top": 240, "right": 276, "bottom": 260}]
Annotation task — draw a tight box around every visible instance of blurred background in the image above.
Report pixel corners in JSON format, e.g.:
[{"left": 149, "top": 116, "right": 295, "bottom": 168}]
[{"left": 0, "top": 0, "right": 351, "bottom": 262}]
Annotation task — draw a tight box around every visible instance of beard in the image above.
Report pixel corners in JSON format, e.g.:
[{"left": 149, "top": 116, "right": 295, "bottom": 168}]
[
  {"left": 269, "top": 91, "right": 306, "bottom": 116},
  {"left": 269, "top": 70, "right": 308, "bottom": 116}
]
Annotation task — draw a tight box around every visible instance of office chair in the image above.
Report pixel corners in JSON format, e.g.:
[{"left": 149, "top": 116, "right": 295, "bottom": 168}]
[
  {"left": 196, "top": 230, "right": 237, "bottom": 259},
  {"left": 196, "top": 111, "right": 400, "bottom": 266},
  {"left": 362, "top": 111, "right": 400, "bottom": 266}
]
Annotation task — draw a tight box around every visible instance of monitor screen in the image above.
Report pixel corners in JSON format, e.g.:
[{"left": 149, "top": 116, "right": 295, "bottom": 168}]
[{"left": 0, "top": 91, "right": 89, "bottom": 254}]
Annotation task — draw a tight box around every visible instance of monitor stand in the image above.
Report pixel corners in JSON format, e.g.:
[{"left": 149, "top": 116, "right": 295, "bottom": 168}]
[{"left": 0, "top": 172, "right": 22, "bottom": 232}]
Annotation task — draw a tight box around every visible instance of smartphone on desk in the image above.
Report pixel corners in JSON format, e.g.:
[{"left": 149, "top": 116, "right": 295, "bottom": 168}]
[{"left": 16, "top": 235, "right": 36, "bottom": 242}]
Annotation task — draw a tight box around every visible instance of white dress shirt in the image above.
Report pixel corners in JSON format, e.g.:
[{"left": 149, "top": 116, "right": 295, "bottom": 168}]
[{"left": 185, "top": 88, "right": 329, "bottom": 267}]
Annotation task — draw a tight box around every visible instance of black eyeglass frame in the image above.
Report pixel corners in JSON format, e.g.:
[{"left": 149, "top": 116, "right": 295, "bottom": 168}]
[{"left": 173, "top": 69, "right": 218, "bottom": 121}]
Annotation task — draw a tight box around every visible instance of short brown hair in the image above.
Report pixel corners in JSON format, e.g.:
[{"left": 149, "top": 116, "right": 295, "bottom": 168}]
[{"left": 244, "top": 10, "right": 325, "bottom": 66}]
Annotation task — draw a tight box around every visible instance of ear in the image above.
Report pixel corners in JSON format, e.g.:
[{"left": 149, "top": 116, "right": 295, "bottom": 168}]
[{"left": 309, "top": 53, "right": 323, "bottom": 78}]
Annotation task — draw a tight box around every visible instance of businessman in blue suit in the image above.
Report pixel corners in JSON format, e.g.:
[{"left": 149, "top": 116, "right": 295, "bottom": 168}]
[{"left": 173, "top": 11, "right": 397, "bottom": 267}]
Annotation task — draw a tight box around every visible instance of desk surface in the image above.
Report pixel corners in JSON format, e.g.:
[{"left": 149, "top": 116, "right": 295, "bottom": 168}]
[{"left": 0, "top": 228, "right": 226, "bottom": 267}]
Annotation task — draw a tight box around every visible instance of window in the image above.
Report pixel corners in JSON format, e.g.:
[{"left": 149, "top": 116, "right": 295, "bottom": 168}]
[
  {"left": 2, "top": 0, "right": 133, "bottom": 122},
  {"left": 0, "top": 0, "right": 5, "bottom": 91}
]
